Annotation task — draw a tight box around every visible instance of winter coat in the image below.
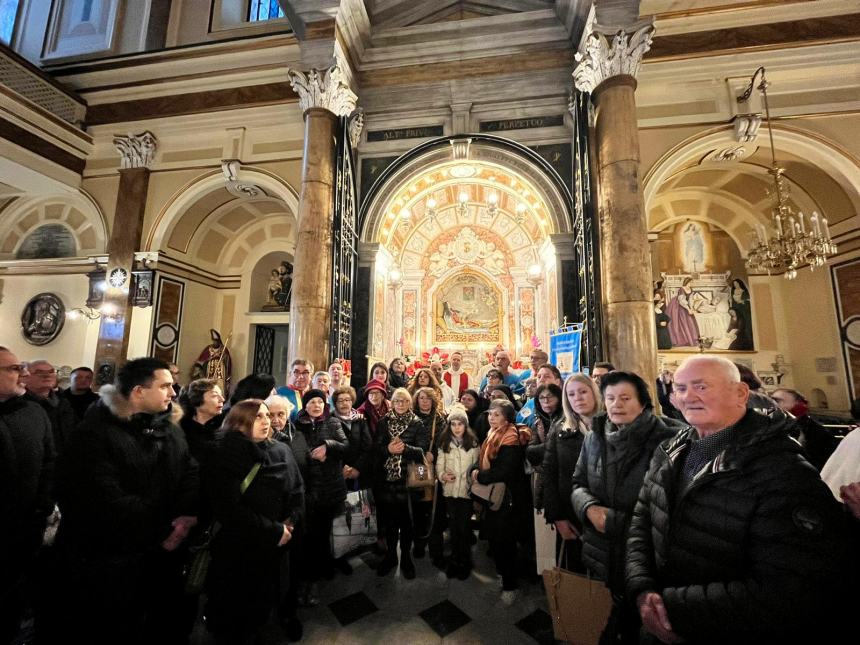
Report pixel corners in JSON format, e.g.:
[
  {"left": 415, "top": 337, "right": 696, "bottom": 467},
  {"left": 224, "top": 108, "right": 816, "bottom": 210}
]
[
  {"left": 526, "top": 410, "right": 563, "bottom": 510},
  {"left": 60, "top": 387, "right": 99, "bottom": 423},
  {"left": 0, "top": 396, "right": 55, "bottom": 566},
  {"left": 372, "top": 413, "right": 430, "bottom": 505},
  {"left": 436, "top": 442, "right": 480, "bottom": 499},
  {"left": 204, "top": 430, "right": 304, "bottom": 635},
  {"left": 24, "top": 390, "right": 76, "bottom": 455},
  {"left": 336, "top": 412, "right": 374, "bottom": 490},
  {"left": 626, "top": 410, "right": 852, "bottom": 645},
  {"left": 291, "top": 410, "right": 348, "bottom": 508},
  {"left": 570, "top": 410, "right": 679, "bottom": 592},
  {"left": 541, "top": 421, "right": 586, "bottom": 525},
  {"left": 180, "top": 412, "right": 224, "bottom": 468},
  {"left": 56, "top": 386, "right": 198, "bottom": 557}
]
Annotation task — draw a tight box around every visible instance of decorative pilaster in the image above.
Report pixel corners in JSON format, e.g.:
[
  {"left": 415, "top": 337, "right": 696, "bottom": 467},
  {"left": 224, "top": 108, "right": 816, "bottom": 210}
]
[
  {"left": 286, "top": 63, "right": 358, "bottom": 370},
  {"left": 94, "top": 132, "right": 158, "bottom": 380},
  {"left": 574, "top": 22, "right": 658, "bottom": 393}
]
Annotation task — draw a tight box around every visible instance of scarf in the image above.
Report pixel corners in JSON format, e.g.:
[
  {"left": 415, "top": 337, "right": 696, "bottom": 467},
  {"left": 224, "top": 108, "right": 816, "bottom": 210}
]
[
  {"left": 357, "top": 398, "right": 390, "bottom": 435},
  {"left": 479, "top": 422, "right": 529, "bottom": 470},
  {"left": 383, "top": 408, "right": 416, "bottom": 482}
]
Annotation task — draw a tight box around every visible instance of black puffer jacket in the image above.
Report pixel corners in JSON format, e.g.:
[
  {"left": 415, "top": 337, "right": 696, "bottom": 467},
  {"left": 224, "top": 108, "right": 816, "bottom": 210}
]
[
  {"left": 526, "top": 410, "right": 564, "bottom": 511},
  {"left": 335, "top": 412, "right": 374, "bottom": 490},
  {"left": 626, "top": 410, "right": 851, "bottom": 644},
  {"left": 56, "top": 387, "right": 198, "bottom": 556},
  {"left": 291, "top": 410, "right": 348, "bottom": 508},
  {"left": 570, "top": 411, "right": 680, "bottom": 592},
  {"left": 0, "top": 396, "right": 55, "bottom": 560},
  {"left": 541, "top": 422, "right": 586, "bottom": 525}
]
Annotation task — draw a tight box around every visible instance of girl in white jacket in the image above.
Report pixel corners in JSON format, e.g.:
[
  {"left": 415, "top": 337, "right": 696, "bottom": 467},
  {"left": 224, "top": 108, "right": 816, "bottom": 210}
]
[{"left": 435, "top": 409, "right": 480, "bottom": 579}]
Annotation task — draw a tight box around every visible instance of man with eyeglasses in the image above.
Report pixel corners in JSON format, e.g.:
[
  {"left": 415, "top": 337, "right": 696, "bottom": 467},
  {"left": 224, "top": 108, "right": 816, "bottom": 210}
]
[
  {"left": 0, "top": 346, "right": 55, "bottom": 643},
  {"left": 276, "top": 358, "right": 314, "bottom": 421},
  {"left": 24, "top": 359, "right": 77, "bottom": 454}
]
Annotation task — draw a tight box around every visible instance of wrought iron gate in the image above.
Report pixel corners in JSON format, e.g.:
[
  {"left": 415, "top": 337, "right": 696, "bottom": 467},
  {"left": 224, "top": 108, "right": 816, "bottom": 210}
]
[
  {"left": 253, "top": 325, "right": 275, "bottom": 375},
  {"left": 330, "top": 116, "right": 359, "bottom": 364},
  {"left": 571, "top": 90, "right": 603, "bottom": 367}
]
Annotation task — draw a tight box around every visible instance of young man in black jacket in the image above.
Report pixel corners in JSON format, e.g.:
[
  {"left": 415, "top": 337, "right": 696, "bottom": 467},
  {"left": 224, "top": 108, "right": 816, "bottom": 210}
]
[
  {"left": 626, "top": 355, "right": 851, "bottom": 645},
  {"left": 50, "top": 357, "right": 199, "bottom": 645}
]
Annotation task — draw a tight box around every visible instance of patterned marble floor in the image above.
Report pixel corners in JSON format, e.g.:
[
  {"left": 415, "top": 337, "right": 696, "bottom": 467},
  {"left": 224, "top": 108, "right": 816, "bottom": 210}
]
[{"left": 192, "top": 540, "right": 558, "bottom": 644}]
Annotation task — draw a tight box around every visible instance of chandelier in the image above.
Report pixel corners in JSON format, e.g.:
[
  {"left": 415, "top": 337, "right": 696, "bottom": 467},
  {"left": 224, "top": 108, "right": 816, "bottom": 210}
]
[{"left": 739, "top": 67, "right": 837, "bottom": 279}]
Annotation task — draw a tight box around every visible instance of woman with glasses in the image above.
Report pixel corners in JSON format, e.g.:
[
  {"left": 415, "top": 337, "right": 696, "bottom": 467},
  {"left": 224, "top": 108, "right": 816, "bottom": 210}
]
[
  {"left": 571, "top": 371, "right": 682, "bottom": 644},
  {"left": 373, "top": 388, "right": 429, "bottom": 579},
  {"left": 204, "top": 399, "right": 304, "bottom": 645},
  {"left": 526, "top": 383, "right": 564, "bottom": 512}
]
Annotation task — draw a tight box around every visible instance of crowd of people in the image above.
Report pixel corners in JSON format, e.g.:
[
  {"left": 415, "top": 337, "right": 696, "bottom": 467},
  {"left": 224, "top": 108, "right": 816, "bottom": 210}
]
[{"left": 1, "top": 343, "right": 858, "bottom": 645}]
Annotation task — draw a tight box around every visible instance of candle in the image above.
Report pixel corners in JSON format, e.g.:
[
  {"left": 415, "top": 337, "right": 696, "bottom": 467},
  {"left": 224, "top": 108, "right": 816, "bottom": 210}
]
[
  {"left": 810, "top": 212, "right": 820, "bottom": 236},
  {"left": 799, "top": 211, "right": 806, "bottom": 233},
  {"left": 775, "top": 214, "right": 783, "bottom": 236},
  {"left": 822, "top": 217, "right": 830, "bottom": 239}
]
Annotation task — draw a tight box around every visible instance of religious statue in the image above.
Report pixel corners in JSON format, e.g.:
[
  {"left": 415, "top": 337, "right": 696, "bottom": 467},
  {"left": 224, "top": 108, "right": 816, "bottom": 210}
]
[
  {"left": 21, "top": 293, "right": 65, "bottom": 346},
  {"left": 261, "top": 261, "right": 293, "bottom": 311},
  {"left": 191, "top": 329, "right": 232, "bottom": 392}
]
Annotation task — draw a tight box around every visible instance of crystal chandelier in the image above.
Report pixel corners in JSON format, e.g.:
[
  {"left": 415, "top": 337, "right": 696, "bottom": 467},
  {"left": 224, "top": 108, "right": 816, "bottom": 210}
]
[{"left": 739, "top": 67, "right": 837, "bottom": 279}]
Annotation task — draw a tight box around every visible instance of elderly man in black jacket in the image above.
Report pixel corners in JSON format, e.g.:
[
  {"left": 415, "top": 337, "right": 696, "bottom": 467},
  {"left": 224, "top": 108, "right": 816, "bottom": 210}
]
[
  {"left": 626, "top": 355, "right": 851, "bottom": 645},
  {"left": 50, "top": 357, "right": 199, "bottom": 645},
  {"left": 0, "top": 347, "right": 54, "bottom": 644}
]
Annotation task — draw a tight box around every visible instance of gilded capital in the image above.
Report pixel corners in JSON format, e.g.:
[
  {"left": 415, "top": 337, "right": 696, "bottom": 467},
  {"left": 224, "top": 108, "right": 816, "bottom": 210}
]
[
  {"left": 113, "top": 131, "right": 157, "bottom": 169},
  {"left": 573, "top": 23, "right": 654, "bottom": 94},
  {"left": 287, "top": 64, "right": 358, "bottom": 117}
]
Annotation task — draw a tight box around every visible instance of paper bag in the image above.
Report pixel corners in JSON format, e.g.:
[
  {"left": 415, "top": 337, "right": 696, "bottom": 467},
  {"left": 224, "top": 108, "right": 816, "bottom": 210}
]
[{"left": 542, "top": 563, "right": 612, "bottom": 644}]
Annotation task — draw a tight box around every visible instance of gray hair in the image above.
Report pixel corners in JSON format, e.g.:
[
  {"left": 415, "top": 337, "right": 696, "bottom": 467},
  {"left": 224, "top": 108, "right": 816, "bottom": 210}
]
[
  {"left": 264, "top": 394, "right": 295, "bottom": 414},
  {"left": 676, "top": 355, "right": 741, "bottom": 383}
]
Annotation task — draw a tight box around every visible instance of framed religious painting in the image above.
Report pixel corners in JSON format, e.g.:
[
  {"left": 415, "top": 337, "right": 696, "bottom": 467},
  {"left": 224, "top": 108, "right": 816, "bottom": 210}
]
[{"left": 433, "top": 271, "right": 502, "bottom": 346}]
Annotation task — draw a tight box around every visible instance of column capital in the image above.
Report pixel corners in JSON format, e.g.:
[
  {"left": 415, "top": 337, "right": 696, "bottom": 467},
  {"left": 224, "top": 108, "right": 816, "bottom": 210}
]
[
  {"left": 573, "top": 22, "right": 654, "bottom": 94},
  {"left": 288, "top": 63, "right": 357, "bottom": 116},
  {"left": 113, "top": 131, "right": 157, "bottom": 169}
]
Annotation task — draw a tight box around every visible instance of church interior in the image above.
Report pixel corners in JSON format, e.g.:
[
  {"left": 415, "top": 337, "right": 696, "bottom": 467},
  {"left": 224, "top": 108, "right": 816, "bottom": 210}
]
[
  {"left": 2, "top": 0, "right": 858, "bottom": 409},
  {"left": 1, "top": 0, "right": 859, "bottom": 642}
]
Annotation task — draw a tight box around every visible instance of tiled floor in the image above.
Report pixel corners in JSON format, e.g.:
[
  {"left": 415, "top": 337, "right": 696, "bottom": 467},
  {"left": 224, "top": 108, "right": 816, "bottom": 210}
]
[{"left": 192, "top": 537, "right": 558, "bottom": 644}]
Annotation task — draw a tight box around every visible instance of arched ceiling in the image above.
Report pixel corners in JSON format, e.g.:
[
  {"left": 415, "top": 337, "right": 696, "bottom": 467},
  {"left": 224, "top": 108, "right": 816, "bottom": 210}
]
[
  {"left": 377, "top": 160, "right": 554, "bottom": 270},
  {"left": 162, "top": 191, "right": 295, "bottom": 274}
]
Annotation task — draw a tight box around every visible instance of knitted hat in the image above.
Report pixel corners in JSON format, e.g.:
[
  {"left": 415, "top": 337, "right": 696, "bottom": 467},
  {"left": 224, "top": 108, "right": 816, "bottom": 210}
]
[
  {"left": 363, "top": 379, "right": 388, "bottom": 396},
  {"left": 446, "top": 407, "right": 469, "bottom": 428},
  {"left": 302, "top": 388, "right": 328, "bottom": 407}
]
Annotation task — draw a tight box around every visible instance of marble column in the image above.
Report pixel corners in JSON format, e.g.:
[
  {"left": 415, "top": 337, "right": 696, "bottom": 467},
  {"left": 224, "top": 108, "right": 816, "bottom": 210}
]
[
  {"left": 287, "top": 64, "right": 357, "bottom": 371},
  {"left": 93, "top": 131, "right": 157, "bottom": 379},
  {"left": 574, "top": 24, "right": 658, "bottom": 386}
]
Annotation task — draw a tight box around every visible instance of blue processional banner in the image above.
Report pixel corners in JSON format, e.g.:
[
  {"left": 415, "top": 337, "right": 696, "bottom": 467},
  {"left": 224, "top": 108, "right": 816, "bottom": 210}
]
[{"left": 549, "top": 324, "right": 583, "bottom": 380}]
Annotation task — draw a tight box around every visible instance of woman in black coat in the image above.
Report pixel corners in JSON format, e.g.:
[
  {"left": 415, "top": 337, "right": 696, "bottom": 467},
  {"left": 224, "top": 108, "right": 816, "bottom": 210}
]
[
  {"left": 469, "top": 399, "right": 531, "bottom": 604},
  {"left": 412, "top": 386, "right": 447, "bottom": 566},
  {"left": 373, "top": 387, "right": 430, "bottom": 579},
  {"left": 571, "top": 371, "right": 682, "bottom": 645},
  {"left": 178, "top": 378, "right": 225, "bottom": 467},
  {"left": 542, "top": 373, "right": 602, "bottom": 572},
  {"left": 204, "top": 399, "right": 304, "bottom": 645},
  {"left": 525, "top": 383, "right": 564, "bottom": 512},
  {"left": 291, "top": 388, "right": 348, "bottom": 589}
]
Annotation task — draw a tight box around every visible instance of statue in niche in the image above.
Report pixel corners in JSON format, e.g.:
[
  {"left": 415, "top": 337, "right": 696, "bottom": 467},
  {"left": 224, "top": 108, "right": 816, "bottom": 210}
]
[
  {"left": 191, "top": 329, "right": 232, "bottom": 392},
  {"left": 261, "top": 261, "right": 293, "bottom": 311}
]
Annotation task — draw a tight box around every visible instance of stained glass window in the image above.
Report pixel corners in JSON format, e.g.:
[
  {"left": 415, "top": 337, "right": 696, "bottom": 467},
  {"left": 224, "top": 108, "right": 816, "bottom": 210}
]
[
  {"left": 249, "top": 0, "right": 284, "bottom": 21},
  {"left": 0, "top": 0, "right": 20, "bottom": 44}
]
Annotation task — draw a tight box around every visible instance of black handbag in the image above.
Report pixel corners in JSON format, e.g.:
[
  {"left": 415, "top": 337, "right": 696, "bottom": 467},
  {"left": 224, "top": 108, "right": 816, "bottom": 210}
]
[{"left": 184, "top": 462, "right": 261, "bottom": 594}]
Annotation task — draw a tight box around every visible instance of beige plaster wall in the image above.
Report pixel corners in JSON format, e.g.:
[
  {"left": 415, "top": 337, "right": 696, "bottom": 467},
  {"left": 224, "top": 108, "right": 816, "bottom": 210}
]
[
  {"left": 0, "top": 273, "right": 99, "bottom": 368},
  {"left": 176, "top": 279, "right": 221, "bottom": 385}
]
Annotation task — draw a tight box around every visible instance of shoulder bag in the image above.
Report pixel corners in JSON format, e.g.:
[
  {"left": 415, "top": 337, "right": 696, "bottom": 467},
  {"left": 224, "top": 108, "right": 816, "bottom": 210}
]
[{"left": 184, "top": 461, "right": 261, "bottom": 594}]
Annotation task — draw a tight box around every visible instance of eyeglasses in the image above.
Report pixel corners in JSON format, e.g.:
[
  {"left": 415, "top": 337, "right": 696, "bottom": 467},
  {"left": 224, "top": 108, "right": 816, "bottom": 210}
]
[
  {"left": 0, "top": 364, "right": 27, "bottom": 373},
  {"left": 293, "top": 370, "right": 310, "bottom": 376},
  {"left": 538, "top": 395, "right": 557, "bottom": 402},
  {"left": 31, "top": 369, "right": 57, "bottom": 376}
]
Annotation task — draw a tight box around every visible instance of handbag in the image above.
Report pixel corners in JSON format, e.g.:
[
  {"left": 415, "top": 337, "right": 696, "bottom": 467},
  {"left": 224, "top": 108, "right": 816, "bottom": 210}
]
[
  {"left": 406, "top": 415, "right": 437, "bottom": 490},
  {"left": 469, "top": 479, "right": 506, "bottom": 511},
  {"left": 184, "top": 462, "right": 261, "bottom": 594},
  {"left": 542, "top": 543, "right": 612, "bottom": 644}
]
